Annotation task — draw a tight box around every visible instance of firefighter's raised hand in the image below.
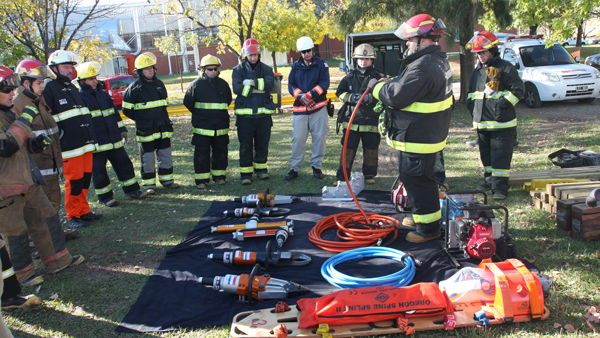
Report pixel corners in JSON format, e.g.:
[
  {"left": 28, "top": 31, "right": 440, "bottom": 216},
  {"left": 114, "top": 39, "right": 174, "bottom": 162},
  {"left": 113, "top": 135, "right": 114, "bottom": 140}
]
[
  {"left": 30, "top": 134, "right": 51, "bottom": 153},
  {"left": 121, "top": 132, "right": 128, "bottom": 144},
  {"left": 242, "top": 79, "right": 255, "bottom": 87},
  {"left": 367, "top": 78, "right": 379, "bottom": 88}
]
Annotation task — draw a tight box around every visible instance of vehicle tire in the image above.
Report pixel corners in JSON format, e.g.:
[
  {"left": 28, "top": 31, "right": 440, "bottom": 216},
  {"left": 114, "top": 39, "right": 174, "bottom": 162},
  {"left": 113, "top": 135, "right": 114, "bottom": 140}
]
[
  {"left": 578, "top": 97, "right": 596, "bottom": 103},
  {"left": 562, "top": 43, "right": 569, "bottom": 47},
  {"left": 524, "top": 83, "right": 542, "bottom": 108}
]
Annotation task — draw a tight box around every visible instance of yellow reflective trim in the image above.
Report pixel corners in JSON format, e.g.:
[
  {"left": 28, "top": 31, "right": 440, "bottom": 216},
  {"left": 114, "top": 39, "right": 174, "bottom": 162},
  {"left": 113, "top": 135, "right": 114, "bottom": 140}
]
[
  {"left": 96, "top": 184, "right": 112, "bottom": 194},
  {"left": 502, "top": 91, "right": 519, "bottom": 106},
  {"left": 492, "top": 169, "right": 510, "bottom": 177},
  {"left": 484, "top": 166, "right": 492, "bottom": 172},
  {"left": 193, "top": 127, "right": 229, "bottom": 136},
  {"left": 53, "top": 107, "right": 91, "bottom": 123},
  {"left": 401, "top": 96, "right": 452, "bottom": 113},
  {"left": 158, "top": 174, "right": 173, "bottom": 180},
  {"left": 195, "top": 102, "right": 229, "bottom": 110},
  {"left": 132, "top": 99, "right": 168, "bottom": 110},
  {"left": 211, "top": 169, "right": 227, "bottom": 176},
  {"left": 240, "top": 166, "right": 254, "bottom": 173},
  {"left": 413, "top": 209, "right": 442, "bottom": 224},
  {"left": 242, "top": 85, "right": 251, "bottom": 97},
  {"left": 253, "top": 162, "right": 267, "bottom": 169},
  {"left": 372, "top": 82, "right": 385, "bottom": 101},
  {"left": 117, "top": 121, "right": 124, "bottom": 128},
  {"left": 194, "top": 173, "right": 211, "bottom": 179},
  {"left": 474, "top": 118, "right": 518, "bottom": 129},
  {"left": 3, "top": 267, "right": 15, "bottom": 279},
  {"left": 121, "top": 178, "right": 138, "bottom": 187},
  {"left": 136, "top": 132, "right": 161, "bottom": 142},
  {"left": 90, "top": 110, "right": 102, "bottom": 118},
  {"left": 62, "top": 144, "right": 96, "bottom": 159},
  {"left": 338, "top": 92, "right": 349, "bottom": 102},
  {"left": 343, "top": 123, "right": 379, "bottom": 133},
  {"left": 469, "top": 92, "right": 485, "bottom": 100},
  {"left": 235, "top": 108, "right": 274, "bottom": 115},
  {"left": 257, "top": 78, "right": 264, "bottom": 91},
  {"left": 102, "top": 108, "right": 115, "bottom": 117},
  {"left": 122, "top": 101, "right": 134, "bottom": 109},
  {"left": 142, "top": 178, "right": 156, "bottom": 185},
  {"left": 386, "top": 137, "right": 446, "bottom": 154}
]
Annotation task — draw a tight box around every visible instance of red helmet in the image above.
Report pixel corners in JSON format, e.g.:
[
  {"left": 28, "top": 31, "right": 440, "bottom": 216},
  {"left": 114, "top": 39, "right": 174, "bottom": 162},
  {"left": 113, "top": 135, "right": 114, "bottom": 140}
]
[
  {"left": 466, "top": 31, "right": 500, "bottom": 53},
  {"left": 242, "top": 38, "right": 262, "bottom": 57},
  {"left": 394, "top": 14, "right": 449, "bottom": 40},
  {"left": 0, "top": 66, "right": 21, "bottom": 90},
  {"left": 15, "top": 58, "right": 56, "bottom": 80}
]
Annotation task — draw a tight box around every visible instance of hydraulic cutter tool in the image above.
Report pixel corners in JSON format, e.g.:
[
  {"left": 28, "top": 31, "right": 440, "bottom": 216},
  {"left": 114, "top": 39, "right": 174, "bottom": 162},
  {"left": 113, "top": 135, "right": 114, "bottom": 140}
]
[
  {"left": 232, "top": 225, "right": 293, "bottom": 247},
  {"left": 196, "top": 264, "right": 310, "bottom": 305},
  {"left": 211, "top": 214, "right": 293, "bottom": 234},
  {"left": 231, "top": 188, "right": 301, "bottom": 207},
  {"left": 223, "top": 206, "right": 291, "bottom": 217},
  {"left": 208, "top": 240, "right": 311, "bottom": 270}
]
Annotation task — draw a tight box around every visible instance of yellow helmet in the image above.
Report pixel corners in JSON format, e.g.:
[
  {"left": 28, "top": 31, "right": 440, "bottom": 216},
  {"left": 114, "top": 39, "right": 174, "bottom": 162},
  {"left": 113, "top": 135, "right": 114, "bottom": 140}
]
[
  {"left": 76, "top": 62, "right": 101, "bottom": 80},
  {"left": 134, "top": 52, "right": 157, "bottom": 70},
  {"left": 353, "top": 44, "right": 377, "bottom": 59},
  {"left": 199, "top": 54, "right": 221, "bottom": 70}
]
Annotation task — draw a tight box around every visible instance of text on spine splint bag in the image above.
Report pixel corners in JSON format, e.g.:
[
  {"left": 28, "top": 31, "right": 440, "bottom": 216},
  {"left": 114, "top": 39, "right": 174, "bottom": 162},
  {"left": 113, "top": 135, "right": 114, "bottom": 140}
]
[{"left": 297, "top": 283, "right": 455, "bottom": 329}]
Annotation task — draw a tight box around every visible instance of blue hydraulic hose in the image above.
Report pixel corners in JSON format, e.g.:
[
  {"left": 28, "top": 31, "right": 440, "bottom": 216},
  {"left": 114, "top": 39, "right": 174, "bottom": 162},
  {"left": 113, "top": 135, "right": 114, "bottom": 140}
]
[{"left": 321, "top": 247, "right": 416, "bottom": 289}]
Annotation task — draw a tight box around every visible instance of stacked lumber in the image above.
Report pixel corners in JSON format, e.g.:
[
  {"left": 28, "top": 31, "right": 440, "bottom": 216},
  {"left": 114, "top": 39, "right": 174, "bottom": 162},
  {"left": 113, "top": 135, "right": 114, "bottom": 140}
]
[
  {"left": 531, "top": 181, "right": 600, "bottom": 214},
  {"left": 509, "top": 167, "right": 600, "bottom": 187}
]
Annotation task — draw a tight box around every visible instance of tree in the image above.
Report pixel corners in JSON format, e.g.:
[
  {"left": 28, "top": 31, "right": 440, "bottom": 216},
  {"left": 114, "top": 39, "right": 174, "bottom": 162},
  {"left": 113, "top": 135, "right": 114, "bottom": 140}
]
[
  {"left": 69, "top": 31, "right": 117, "bottom": 63},
  {"left": 0, "top": 33, "right": 30, "bottom": 65},
  {"left": 253, "top": 0, "right": 331, "bottom": 72},
  {"left": 0, "top": 0, "right": 120, "bottom": 63},
  {"left": 155, "top": 31, "right": 198, "bottom": 91}
]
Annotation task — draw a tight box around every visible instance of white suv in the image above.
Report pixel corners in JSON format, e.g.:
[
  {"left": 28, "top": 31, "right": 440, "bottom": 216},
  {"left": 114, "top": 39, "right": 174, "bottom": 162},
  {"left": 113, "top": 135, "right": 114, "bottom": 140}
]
[{"left": 500, "top": 37, "right": 600, "bottom": 108}]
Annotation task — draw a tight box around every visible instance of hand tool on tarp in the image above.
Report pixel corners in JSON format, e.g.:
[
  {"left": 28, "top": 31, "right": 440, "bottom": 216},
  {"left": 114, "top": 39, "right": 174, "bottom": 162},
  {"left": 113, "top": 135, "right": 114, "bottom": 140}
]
[
  {"left": 232, "top": 224, "right": 293, "bottom": 247},
  {"left": 196, "top": 263, "right": 310, "bottom": 305},
  {"left": 211, "top": 214, "right": 293, "bottom": 234},
  {"left": 207, "top": 240, "right": 310, "bottom": 270},
  {"left": 223, "top": 206, "right": 292, "bottom": 217},
  {"left": 231, "top": 188, "right": 301, "bottom": 207}
]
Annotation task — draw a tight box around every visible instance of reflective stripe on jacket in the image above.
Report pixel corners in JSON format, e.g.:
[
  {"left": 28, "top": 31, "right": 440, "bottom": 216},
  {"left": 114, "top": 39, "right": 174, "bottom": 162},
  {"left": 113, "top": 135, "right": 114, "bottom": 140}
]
[
  {"left": 232, "top": 59, "right": 275, "bottom": 117},
  {"left": 184, "top": 73, "right": 232, "bottom": 133},
  {"left": 336, "top": 66, "right": 382, "bottom": 128},
  {"left": 373, "top": 45, "right": 453, "bottom": 154}
]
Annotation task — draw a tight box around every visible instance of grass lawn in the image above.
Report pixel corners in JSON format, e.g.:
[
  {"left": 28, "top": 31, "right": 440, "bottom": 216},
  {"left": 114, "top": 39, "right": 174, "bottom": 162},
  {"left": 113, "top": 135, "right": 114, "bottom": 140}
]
[{"left": 4, "top": 99, "right": 600, "bottom": 337}]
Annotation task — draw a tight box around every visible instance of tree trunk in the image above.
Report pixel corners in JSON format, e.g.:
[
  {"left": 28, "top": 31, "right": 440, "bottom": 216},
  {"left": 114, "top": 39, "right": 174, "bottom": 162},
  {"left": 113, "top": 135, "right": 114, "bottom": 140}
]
[
  {"left": 577, "top": 22, "right": 584, "bottom": 47},
  {"left": 271, "top": 51, "right": 277, "bottom": 73},
  {"left": 529, "top": 25, "right": 538, "bottom": 35},
  {"left": 458, "top": 14, "right": 475, "bottom": 104}
]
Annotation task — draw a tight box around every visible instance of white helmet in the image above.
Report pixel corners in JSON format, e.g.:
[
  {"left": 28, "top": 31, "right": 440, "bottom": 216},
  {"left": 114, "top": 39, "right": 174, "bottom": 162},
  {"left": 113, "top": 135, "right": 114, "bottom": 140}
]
[
  {"left": 48, "top": 50, "right": 80, "bottom": 66},
  {"left": 296, "top": 36, "right": 314, "bottom": 52}
]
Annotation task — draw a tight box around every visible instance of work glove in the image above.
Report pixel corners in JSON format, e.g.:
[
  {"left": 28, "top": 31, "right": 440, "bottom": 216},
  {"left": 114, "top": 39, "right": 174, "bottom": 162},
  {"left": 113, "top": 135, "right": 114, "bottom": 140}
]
[
  {"left": 298, "top": 94, "right": 316, "bottom": 109},
  {"left": 363, "top": 94, "right": 373, "bottom": 104},
  {"left": 351, "top": 93, "right": 361, "bottom": 104},
  {"left": 121, "top": 132, "right": 128, "bottom": 144},
  {"left": 586, "top": 189, "right": 600, "bottom": 208},
  {"left": 30, "top": 134, "right": 51, "bottom": 153},
  {"left": 484, "top": 84, "right": 496, "bottom": 97},
  {"left": 20, "top": 106, "right": 40, "bottom": 124},
  {"left": 242, "top": 79, "right": 255, "bottom": 87}
]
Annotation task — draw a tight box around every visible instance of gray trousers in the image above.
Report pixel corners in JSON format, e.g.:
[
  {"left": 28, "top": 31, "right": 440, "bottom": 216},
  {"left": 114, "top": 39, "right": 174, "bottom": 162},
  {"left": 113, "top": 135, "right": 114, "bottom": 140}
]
[{"left": 289, "top": 107, "right": 329, "bottom": 172}]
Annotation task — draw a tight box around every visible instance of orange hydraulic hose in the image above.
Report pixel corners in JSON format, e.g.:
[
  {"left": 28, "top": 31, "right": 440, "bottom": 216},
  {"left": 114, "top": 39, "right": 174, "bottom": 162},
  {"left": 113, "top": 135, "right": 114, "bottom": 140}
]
[{"left": 309, "top": 84, "right": 400, "bottom": 252}]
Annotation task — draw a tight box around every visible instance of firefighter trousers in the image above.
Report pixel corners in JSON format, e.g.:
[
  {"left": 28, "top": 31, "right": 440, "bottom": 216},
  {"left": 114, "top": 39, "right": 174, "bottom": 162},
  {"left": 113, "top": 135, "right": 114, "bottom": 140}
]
[
  {"left": 192, "top": 133, "right": 229, "bottom": 184},
  {"left": 399, "top": 151, "right": 441, "bottom": 236},
  {"left": 63, "top": 152, "right": 92, "bottom": 220},
  {"left": 92, "top": 147, "right": 141, "bottom": 203},
  {"left": 0, "top": 241, "right": 15, "bottom": 338},
  {"left": 139, "top": 138, "right": 174, "bottom": 189},
  {"left": 236, "top": 116, "right": 272, "bottom": 179},
  {"left": 41, "top": 175, "right": 61, "bottom": 215},
  {"left": 336, "top": 128, "right": 380, "bottom": 180},
  {"left": 478, "top": 127, "right": 515, "bottom": 195},
  {"left": 0, "top": 184, "right": 73, "bottom": 282}
]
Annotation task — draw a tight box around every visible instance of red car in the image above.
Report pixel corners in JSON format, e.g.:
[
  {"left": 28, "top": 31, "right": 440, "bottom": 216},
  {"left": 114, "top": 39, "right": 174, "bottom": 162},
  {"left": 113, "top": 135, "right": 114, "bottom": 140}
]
[{"left": 98, "top": 74, "right": 135, "bottom": 107}]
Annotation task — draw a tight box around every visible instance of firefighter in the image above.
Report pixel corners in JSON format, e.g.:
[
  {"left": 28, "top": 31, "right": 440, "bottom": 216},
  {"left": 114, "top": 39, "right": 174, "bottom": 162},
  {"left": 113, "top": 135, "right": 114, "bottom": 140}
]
[
  {"left": 466, "top": 31, "right": 524, "bottom": 200},
  {"left": 76, "top": 62, "right": 150, "bottom": 206},
  {"left": 44, "top": 50, "right": 102, "bottom": 229},
  {"left": 369, "top": 14, "right": 453, "bottom": 243},
  {"left": 335, "top": 43, "right": 382, "bottom": 184},
  {"left": 123, "top": 52, "right": 180, "bottom": 192},
  {"left": 1, "top": 240, "right": 40, "bottom": 309},
  {"left": 184, "top": 55, "right": 232, "bottom": 189},
  {"left": 232, "top": 39, "right": 276, "bottom": 185},
  {"left": 0, "top": 66, "right": 84, "bottom": 287},
  {"left": 13, "top": 58, "right": 78, "bottom": 240},
  {"left": 286, "top": 36, "right": 330, "bottom": 181}
]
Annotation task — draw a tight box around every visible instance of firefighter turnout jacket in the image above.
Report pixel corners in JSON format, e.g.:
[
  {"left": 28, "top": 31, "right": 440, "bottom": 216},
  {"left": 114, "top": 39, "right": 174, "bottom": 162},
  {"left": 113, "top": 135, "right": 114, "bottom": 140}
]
[
  {"left": 13, "top": 87, "right": 63, "bottom": 178},
  {"left": 79, "top": 82, "right": 127, "bottom": 152},
  {"left": 232, "top": 60, "right": 275, "bottom": 116},
  {"left": 336, "top": 66, "right": 382, "bottom": 132},
  {"left": 122, "top": 76, "right": 173, "bottom": 142},
  {"left": 43, "top": 73, "right": 97, "bottom": 158},
  {"left": 466, "top": 56, "right": 524, "bottom": 130},
  {"left": 185, "top": 74, "right": 232, "bottom": 134},
  {"left": 372, "top": 45, "right": 453, "bottom": 154},
  {"left": 288, "top": 56, "right": 330, "bottom": 115}
]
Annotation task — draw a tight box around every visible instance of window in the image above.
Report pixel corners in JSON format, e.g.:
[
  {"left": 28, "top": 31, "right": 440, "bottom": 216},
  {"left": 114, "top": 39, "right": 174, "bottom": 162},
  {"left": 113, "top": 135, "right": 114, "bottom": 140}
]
[{"left": 110, "top": 77, "right": 134, "bottom": 90}]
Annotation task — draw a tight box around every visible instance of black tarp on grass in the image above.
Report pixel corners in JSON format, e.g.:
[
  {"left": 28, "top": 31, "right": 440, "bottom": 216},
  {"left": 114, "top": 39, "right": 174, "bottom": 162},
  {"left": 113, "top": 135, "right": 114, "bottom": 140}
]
[{"left": 117, "top": 190, "right": 528, "bottom": 333}]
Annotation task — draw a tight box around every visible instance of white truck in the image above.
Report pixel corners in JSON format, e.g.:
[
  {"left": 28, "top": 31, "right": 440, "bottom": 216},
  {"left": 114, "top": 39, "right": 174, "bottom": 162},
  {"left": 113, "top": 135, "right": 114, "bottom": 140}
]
[{"left": 500, "top": 36, "right": 600, "bottom": 108}]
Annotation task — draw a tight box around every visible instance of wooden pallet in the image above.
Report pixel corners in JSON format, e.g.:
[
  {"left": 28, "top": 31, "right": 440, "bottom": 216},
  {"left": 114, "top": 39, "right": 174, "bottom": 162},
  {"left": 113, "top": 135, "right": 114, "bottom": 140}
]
[
  {"left": 531, "top": 182, "right": 600, "bottom": 215},
  {"left": 509, "top": 167, "right": 600, "bottom": 187},
  {"left": 231, "top": 304, "right": 550, "bottom": 337}
]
